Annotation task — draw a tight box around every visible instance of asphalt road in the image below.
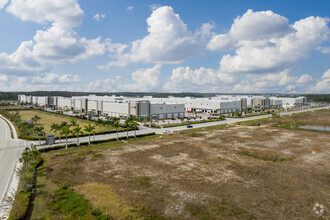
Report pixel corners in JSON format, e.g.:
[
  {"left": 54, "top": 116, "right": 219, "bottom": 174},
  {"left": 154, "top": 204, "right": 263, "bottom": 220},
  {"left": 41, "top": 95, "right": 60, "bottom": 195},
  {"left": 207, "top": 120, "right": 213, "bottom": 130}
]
[{"left": 0, "top": 116, "right": 23, "bottom": 208}]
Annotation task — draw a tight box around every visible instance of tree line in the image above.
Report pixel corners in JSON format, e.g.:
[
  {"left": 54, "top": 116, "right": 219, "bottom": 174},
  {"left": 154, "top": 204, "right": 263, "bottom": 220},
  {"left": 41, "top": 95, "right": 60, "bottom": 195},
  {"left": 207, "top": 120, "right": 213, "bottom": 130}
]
[{"left": 36, "top": 116, "right": 139, "bottom": 149}]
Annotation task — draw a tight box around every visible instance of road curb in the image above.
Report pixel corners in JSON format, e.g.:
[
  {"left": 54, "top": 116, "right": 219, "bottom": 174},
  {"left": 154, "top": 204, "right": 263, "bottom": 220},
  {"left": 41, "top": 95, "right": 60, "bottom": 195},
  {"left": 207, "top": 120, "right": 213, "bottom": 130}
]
[
  {"left": 0, "top": 160, "right": 22, "bottom": 220},
  {"left": 0, "top": 115, "right": 18, "bottom": 140}
]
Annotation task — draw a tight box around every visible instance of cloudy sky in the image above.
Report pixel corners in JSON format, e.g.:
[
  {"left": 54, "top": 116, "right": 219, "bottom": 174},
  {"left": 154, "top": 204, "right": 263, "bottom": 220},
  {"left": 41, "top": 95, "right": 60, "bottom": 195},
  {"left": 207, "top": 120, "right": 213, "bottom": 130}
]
[{"left": 0, "top": 0, "right": 329, "bottom": 93}]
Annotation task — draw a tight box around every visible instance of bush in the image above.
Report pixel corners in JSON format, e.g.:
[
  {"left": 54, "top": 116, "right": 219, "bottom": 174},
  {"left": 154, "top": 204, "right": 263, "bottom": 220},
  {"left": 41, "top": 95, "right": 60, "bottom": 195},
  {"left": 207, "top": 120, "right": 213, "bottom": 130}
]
[
  {"left": 9, "top": 145, "right": 43, "bottom": 220},
  {"left": 39, "top": 132, "right": 156, "bottom": 152}
]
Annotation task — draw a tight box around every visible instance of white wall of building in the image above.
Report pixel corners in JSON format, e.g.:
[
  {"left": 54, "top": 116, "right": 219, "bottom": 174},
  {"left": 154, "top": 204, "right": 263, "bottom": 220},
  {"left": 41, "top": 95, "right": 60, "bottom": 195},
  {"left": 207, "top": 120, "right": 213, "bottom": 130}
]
[
  {"left": 57, "top": 97, "right": 72, "bottom": 109},
  {"left": 37, "top": 97, "right": 48, "bottom": 106},
  {"left": 103, "top": 101, "right": 129, "bottom": 116}
]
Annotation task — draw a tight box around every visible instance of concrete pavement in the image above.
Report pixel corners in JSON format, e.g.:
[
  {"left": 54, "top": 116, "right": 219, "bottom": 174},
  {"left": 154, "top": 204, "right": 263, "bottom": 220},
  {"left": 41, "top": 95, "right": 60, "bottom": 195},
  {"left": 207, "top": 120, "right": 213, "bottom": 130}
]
[{"left": 0, "top": 115, "right": 26, "bottom": 218}]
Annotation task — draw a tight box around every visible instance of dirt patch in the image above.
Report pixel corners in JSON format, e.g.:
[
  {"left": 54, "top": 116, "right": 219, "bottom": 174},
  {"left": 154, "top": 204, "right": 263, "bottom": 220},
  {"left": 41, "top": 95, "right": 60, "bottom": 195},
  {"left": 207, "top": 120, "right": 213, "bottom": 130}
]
[{"left": 45, "top": 111, "right": 330, "bottom": 219}]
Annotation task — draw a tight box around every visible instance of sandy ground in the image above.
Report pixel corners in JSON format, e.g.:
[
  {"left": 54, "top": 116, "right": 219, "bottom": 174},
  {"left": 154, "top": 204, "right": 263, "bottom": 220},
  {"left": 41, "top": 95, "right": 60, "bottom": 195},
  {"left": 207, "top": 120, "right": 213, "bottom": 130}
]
[{"left": 46, "top": 120, "right": 330, "bottom": 219}]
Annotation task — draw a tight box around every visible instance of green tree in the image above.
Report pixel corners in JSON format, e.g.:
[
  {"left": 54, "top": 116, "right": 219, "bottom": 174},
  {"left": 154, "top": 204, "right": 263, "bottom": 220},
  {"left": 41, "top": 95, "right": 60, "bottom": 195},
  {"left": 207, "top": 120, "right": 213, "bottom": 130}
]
[
  {"left": 58, "top": 121, "right": 68, "bottom": 143},
  {"left": 124, "top": 119, "right": 130, "bottom": 139},
  {"left": 72, "top": 125, "right": 83, "bottom": 146},
  {"left": 130, "top": 120, "right": 138, "bottom": 139},
  {"left": 33, "top": 126, "right": 44, "bottom": 146},
  {"left": 112, "top": 119, "right": 120, "bottom": 140},
  {"left": 31, "top": 115, "right": 37, "bottom": 125},
  {"left": 69, "top": 119, "right": 78, "bottom": 128},
  {"left": 60, "top": 125, "right": 71, "bottom": 149},
  {"left": 105, "top": 117, "right": 113, "bottom": 132},
  {"left": 84, "top": 123, "right": 95, "bottom": 145},
  {"left": 95, "top": 118, "right": 104, "bottom": 133},
  {"left": 50, "top": 123, "right": 60, "bottom": 142}
]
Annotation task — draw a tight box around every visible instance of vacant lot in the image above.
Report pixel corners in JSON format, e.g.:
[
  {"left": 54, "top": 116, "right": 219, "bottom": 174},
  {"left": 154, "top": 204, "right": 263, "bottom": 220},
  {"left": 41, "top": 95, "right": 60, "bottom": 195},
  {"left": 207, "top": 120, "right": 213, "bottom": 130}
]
[
  {"left": 239, "top": 109, "right": 330, "bottom": 128},
  {"left": 32, "top": 109, "right": 330, "bottom": 219},
  {"left": 11, "top": 110, "right": 123, "bottom": 137}
]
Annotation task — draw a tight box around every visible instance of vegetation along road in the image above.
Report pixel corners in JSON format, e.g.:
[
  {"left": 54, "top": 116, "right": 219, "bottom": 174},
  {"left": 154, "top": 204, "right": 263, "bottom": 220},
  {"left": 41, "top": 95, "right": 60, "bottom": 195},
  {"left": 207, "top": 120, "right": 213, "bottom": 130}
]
[{"left": 31, "top": 106, "right": 330, "bottom": 148}]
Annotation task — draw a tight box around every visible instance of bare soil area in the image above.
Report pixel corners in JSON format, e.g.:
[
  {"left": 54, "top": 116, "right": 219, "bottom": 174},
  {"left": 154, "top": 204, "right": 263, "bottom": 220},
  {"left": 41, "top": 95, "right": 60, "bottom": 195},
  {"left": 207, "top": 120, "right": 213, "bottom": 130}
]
[{"left": 46, "top": 120, "right": 330, "bottom": 219}]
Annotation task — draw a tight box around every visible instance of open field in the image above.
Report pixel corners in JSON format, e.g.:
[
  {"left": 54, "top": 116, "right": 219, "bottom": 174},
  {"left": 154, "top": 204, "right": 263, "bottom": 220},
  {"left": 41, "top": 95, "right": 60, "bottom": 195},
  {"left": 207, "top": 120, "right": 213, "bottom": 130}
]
[
  {"left": 238, "top": 109, "right": 330, "bottom": 128},
  {"left": 30, "top": 109, "right": 330, "bottom": 219},
  {"left": 10, "top": 110, "right": 124, "bottom": 138}
]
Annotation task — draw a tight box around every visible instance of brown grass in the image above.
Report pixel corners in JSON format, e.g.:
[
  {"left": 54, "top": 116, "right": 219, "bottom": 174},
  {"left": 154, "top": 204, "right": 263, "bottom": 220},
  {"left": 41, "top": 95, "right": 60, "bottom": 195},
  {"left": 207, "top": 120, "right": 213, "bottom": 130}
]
[
  {"left": 74, "top": 183, "right": 139, "bottom": 219},
  {"left": 34, "top": 109, "right": 330, "bottom": 219},
  {"left": 13, "top": 110, "right": 120, "bottom": 137}
]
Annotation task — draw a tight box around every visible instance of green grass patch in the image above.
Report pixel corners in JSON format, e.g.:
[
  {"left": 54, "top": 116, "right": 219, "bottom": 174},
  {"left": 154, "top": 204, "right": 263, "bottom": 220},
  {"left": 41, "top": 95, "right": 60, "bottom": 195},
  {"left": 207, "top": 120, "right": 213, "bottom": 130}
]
[
  {"left": 135, "top": 176, "right": 152, "bottom": 186},
  {"left": 2, "top": 116, "right": 15, "bottom": 139},
  {"left": 9, "top": 146, "right": 43, "bottom": 220},
  {"left": 237, "top": 118, "right": 271, "bottom": 126},
  {"left": 151, "top": 118, "right": 226, "bottom": 129},
  {"left": 39, "top": 132, "right": 157, "bottom": 153},
  {"left": 239, "top": 150, "right": 292, "bottom": 162},
  {"left": 50, "top": 185, "right": 109, "bottom": 219},
  {"left": 179, "top": 124, "right": 230, "bottom": 134},
  {"left": 185, "top": 201, "right": 255, "bottom": 219},
  {"left": 8, "top": 191, "right": 30, "bottom": 220}
]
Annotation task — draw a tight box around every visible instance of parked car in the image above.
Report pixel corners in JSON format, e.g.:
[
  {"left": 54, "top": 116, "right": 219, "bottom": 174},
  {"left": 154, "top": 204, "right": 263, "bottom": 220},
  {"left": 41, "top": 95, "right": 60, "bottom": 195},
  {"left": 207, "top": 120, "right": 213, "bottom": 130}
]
[
  {"left": 187, "top": 125, "right": 193, "bottom": 128},
  {"left": 163, "top": 130, "right": 171, "bottom": 134}
]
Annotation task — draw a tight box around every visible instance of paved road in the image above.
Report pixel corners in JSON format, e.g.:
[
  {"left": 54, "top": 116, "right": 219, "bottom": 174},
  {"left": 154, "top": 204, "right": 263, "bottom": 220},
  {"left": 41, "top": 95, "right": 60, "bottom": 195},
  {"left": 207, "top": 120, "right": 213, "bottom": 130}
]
[{"left": 0, "top": 116, "right": 26, "bottom": 210}]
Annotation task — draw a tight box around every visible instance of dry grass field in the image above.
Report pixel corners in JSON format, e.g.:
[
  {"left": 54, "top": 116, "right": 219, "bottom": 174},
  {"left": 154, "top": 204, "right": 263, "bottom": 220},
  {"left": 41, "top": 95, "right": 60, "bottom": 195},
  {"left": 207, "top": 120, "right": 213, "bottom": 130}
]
[
  {"left": 31, "top": 109, "right": 330, "bottom": 219},
  {"left": 12, "top": 110, "right": 120, "bottom": 137}
]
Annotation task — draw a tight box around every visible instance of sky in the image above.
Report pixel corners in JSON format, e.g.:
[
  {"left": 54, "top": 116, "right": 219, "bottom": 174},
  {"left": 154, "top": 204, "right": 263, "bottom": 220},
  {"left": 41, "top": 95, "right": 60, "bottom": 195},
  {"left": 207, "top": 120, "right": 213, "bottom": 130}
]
[{"left": 0, "top": 0, "right": 329, "bottom": 93}]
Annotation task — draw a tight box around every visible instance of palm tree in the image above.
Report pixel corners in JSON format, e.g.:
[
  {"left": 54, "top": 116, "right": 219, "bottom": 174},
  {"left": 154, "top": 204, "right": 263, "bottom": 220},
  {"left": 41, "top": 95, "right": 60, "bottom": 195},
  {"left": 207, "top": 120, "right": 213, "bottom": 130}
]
[
  {"left": 72, "top": 125, "right": 83, "bottom": 146},
  {"left": 31, "top": 116, "right": 37, "bottom": 125},
  {"left": 34, "top": 125, "right": 44, "bottom": 146},
  {"left": 95, "top": 118, "right": 104, "bottom": 133},
  {"left": 34, "top": 115, "right": 41, "bottom": 125},
  {"left": 143, "top": 116, "right": 148, "bottom": 124},
  {"left": 124, "top": 119, "right": 130, "bottom": 139},
  {"left": 20, "top": 147, "right": 32, "bottom": 168},
  {"left": 130, "top": 121, "right": 138, "bottom": 139},
  {"left": 50, "top": 123, "right": 59, "bottom": 143},
  {"left": 69, "top": 119, "right": 78, "bottom": 128},
  {"left": 60, "top": 125, "right": 71, "bottom": 149},
  {"left": 112, "top": 119, "right": 120, "bottom": 140},
  {"left": 105, "top": 117, "right": 112, "bottom": 133},
  {"left": 58, "top": 121, "right": 68, "bottom": 143},
  {"left": 84, "top": 123, "right": 95, "bottom": 145},
  {"left": 146, "top": 116, "right": 152, "bottom": 127}
]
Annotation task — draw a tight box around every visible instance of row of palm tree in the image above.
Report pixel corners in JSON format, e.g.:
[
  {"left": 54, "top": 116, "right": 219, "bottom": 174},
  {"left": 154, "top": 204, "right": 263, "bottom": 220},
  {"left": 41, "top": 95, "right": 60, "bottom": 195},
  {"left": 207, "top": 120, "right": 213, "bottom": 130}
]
[
  {"left": 35, "top": 116, "right": 139, "bottom": 149},
  {"left": 31, "top": 115, "right": 41, "bottom": 125}
]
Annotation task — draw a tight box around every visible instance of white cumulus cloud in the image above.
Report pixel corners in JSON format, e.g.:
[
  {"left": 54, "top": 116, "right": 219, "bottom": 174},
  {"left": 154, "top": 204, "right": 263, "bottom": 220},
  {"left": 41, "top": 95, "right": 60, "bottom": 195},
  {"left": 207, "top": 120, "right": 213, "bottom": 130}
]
[
  {"left": 32, "top": 73, "right": 81, "bottom": 84},
  {"left": 297, "top": 74, "right": 313, "bottom": 84},
  {"left": 0, "top": 0, "right": 8, "bottom": 9},
  {"left": 126, "top": 6, "right": 133, "bottom": 11},
  {"left": 6, "top": 0, "right": 83, "bottom": 26},
  {"left": 0, "top": 22, "right": 106, "bottom": 75},
  {"left": 163, "top": 66, "right": 234, "bottom": 92},
  {"left": 310, "top": 69, "right": 330, "bottom": 93},
  {"left": 207, "top": 10, "right": 329, "bottom": 75},
  {"left": 93, "top": 13, "right": 106, "bottom": 21},
  {"left": 101, "top": 6, "right": 203, "bottom": 68},
  {"left": 89, "top": 65, "right": 162, "bottom": 92}
]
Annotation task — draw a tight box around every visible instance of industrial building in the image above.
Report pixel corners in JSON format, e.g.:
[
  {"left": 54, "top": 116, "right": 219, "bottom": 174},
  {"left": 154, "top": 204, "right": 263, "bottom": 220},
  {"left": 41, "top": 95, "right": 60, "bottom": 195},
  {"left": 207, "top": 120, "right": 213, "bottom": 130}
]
[
  {"left": 18, "top": 94, "right": 307, "bottom": 119},
  {"left": 18, "top": 94, "right": 185, "bottom": 120}
]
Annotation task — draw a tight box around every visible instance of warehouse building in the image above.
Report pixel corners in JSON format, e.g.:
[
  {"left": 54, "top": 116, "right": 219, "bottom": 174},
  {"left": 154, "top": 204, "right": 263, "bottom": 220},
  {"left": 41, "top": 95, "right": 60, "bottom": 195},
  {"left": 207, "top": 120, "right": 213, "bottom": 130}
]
[{"left": 18, "top": 94, "right": 307, "bottom": 118}]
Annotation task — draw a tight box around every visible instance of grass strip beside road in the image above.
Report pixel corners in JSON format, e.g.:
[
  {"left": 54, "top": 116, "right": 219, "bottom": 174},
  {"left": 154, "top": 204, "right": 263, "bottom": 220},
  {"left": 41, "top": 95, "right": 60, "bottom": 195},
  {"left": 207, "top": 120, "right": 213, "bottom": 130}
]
[
  {"left": 1, "top": 116, "right": 14, "bottom": 139},
  {"left": 178, "top": 124, "right": 230, "bottom": 134},
  {"left": 39, "top": 132, "right": 157, "bottom": 153},
  {"left": 150, "top": 118, "right": 225, "bottom": 129}
]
